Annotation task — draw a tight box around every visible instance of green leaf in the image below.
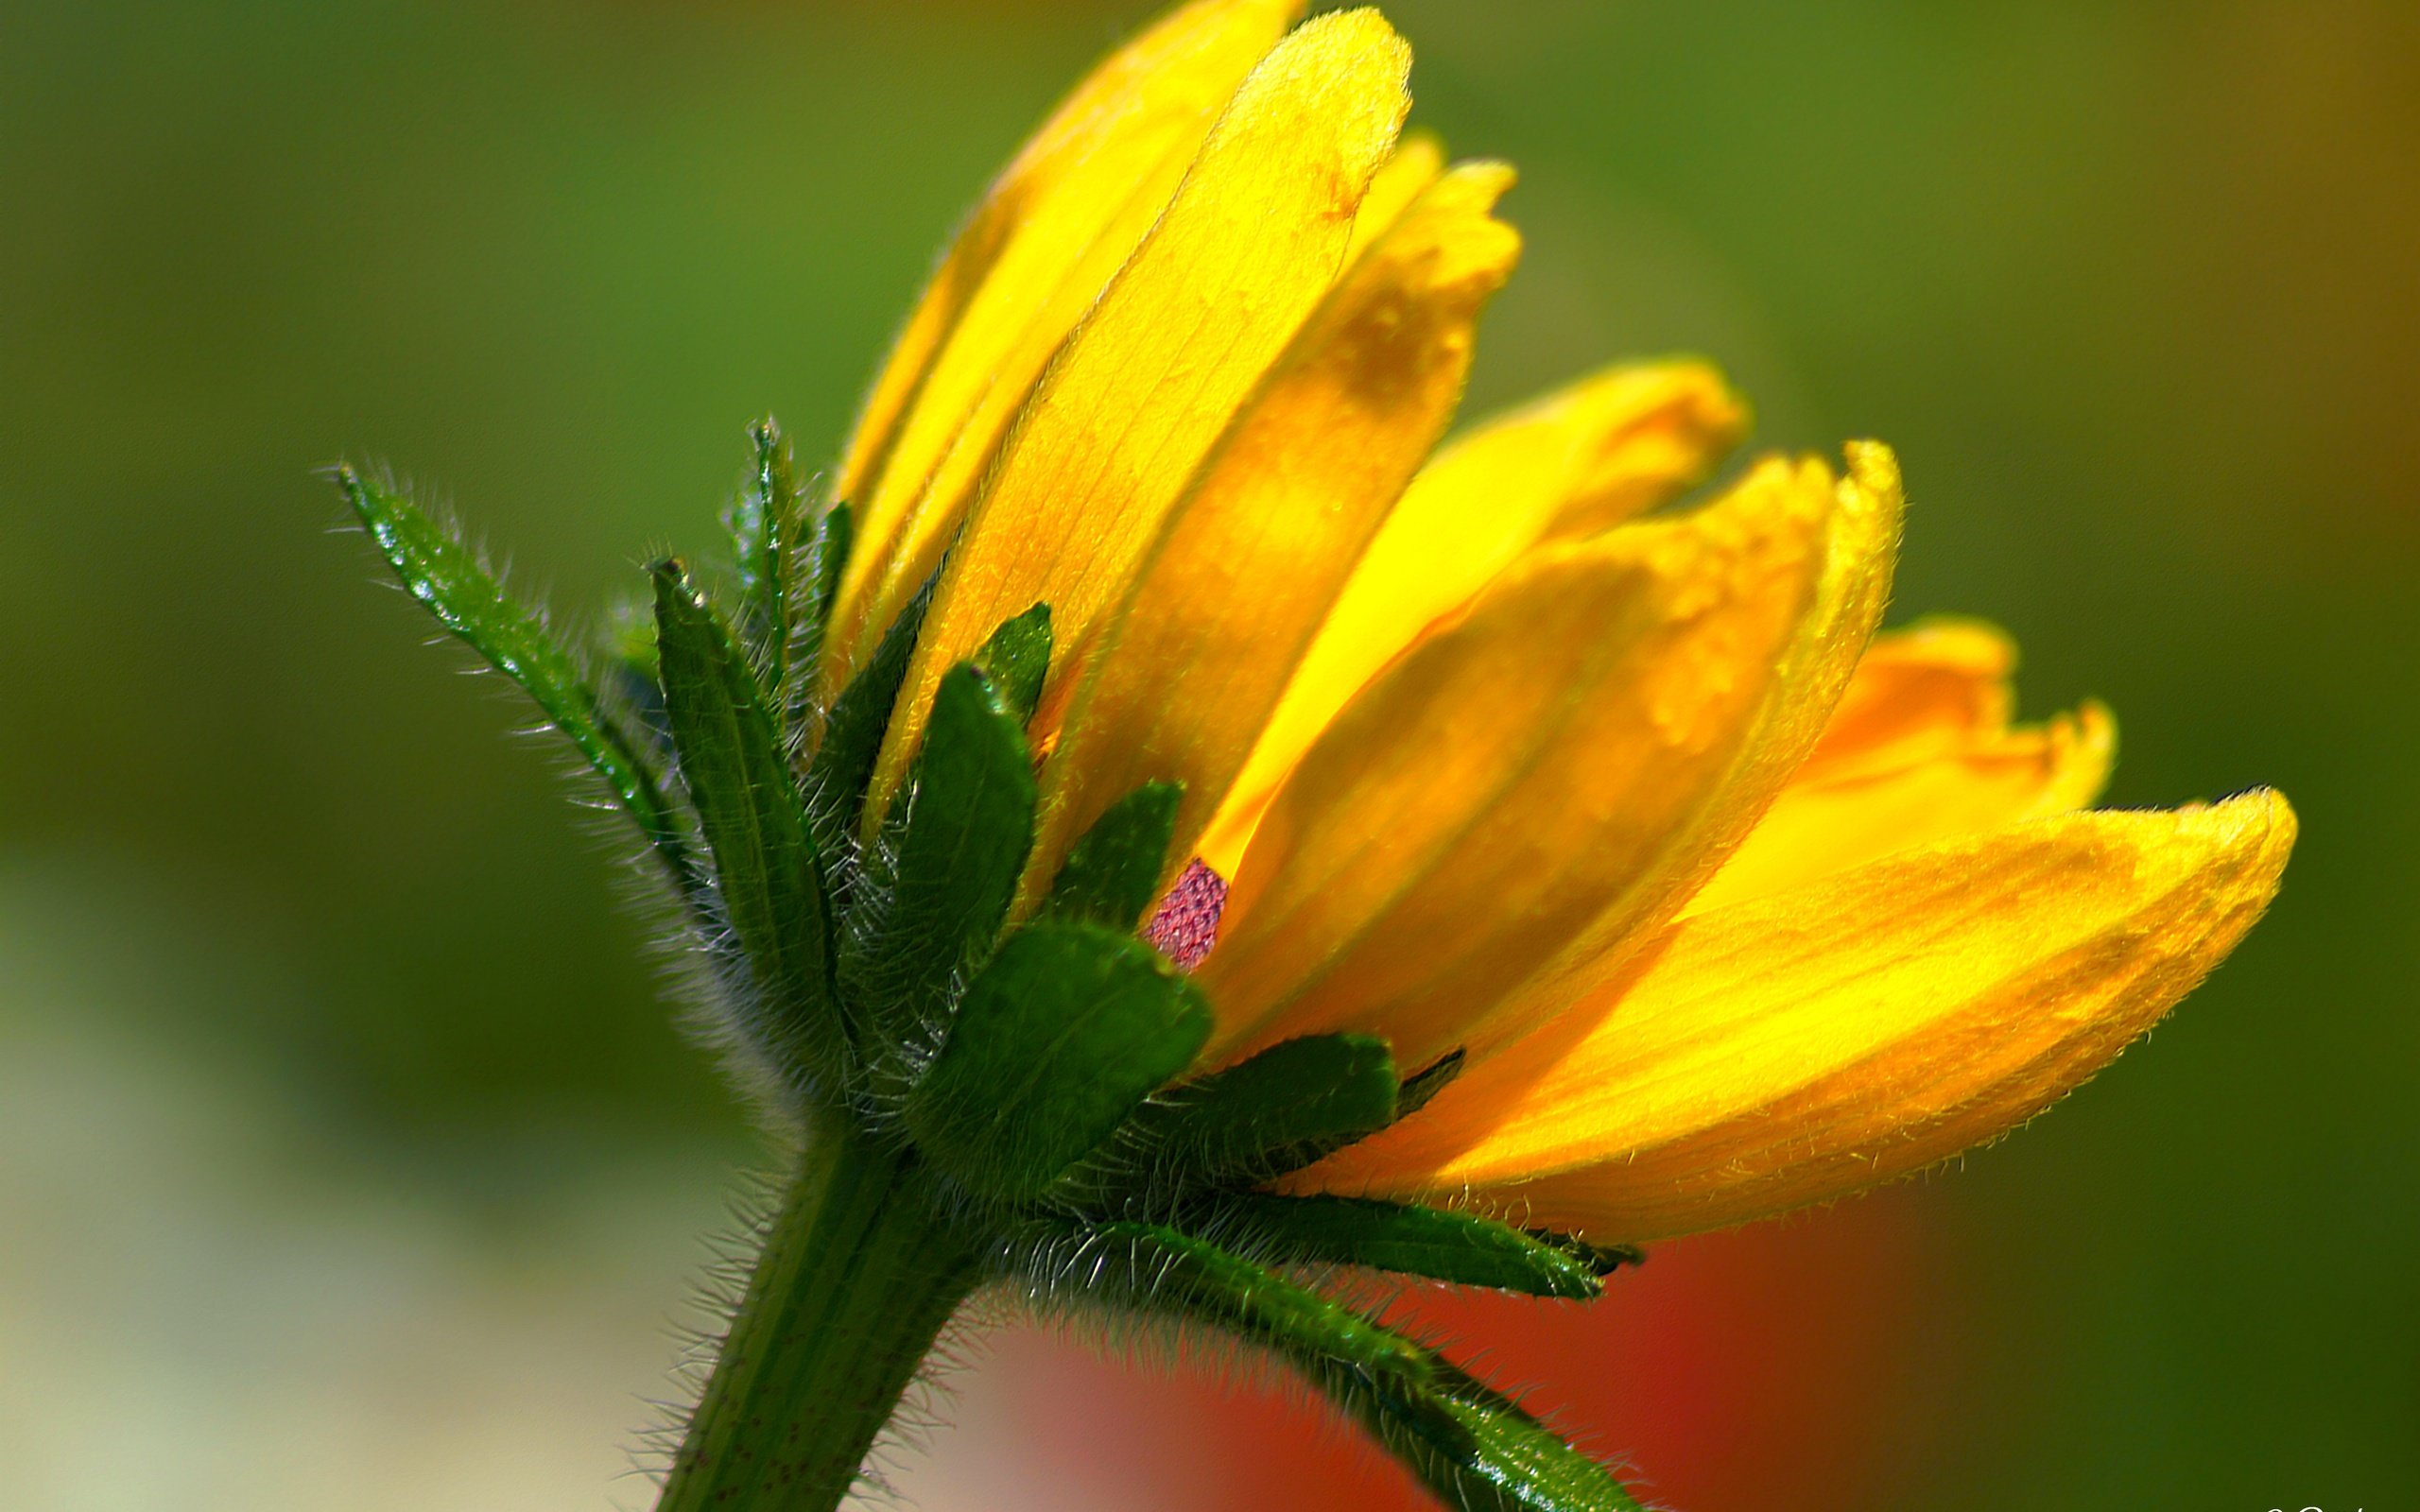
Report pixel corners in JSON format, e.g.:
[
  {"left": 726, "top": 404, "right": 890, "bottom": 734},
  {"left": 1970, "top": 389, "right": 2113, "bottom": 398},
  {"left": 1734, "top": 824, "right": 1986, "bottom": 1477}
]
[
  {"left": 728, "top": 419, "right": 805, "bottom": 681},
  {"left": 805, "top": 563, "right": 936, "bottom": 854},
  {"left": 1329, "top": 1356, "right": 1649, "bottom": 1512},
  {"left": 338, "top": 467, "right": 697, "bottom": 890},
  {"left": 1212, "top": 1194, "right": 1605, "bottom": 1298},
  {"left": 843, "top": 663, "right": 1037, "bottom": 1067},
  {"left": 971, "top": 603, "right": 1052, "bottom": 725},
  {"left": 906, "top": 921, "right": 1211, "bottom": 1201},
  {"left": 1045, "top": 781, "right": 1184, "bottom": 932},
  {"left": 651, "top": 560, "right": 842, "bottom": 1086},
  {"left": 1094, "top": 1033, "right": 1398, "bottom": 1193}
]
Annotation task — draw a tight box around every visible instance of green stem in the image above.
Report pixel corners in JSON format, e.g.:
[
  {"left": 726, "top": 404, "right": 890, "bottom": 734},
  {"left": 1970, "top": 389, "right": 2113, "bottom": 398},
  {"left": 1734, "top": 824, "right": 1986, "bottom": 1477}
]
[{"left": 659, "top": 1126, "right": 980, "bottom": 1512}]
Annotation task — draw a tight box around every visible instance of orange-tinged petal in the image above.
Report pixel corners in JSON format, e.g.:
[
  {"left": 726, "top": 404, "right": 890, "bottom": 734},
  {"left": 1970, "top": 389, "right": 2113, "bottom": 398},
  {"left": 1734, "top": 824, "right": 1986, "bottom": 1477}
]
[
  {"left": 1024, "top": 162, "right": 1522, "bottom": 910},
  {"left": 826, "top": 0, "right": 1305, "bottom": 683},
  {"left": 1424, "top": 440, "right": 1902, "bottom": 1063},
  {"left": 1294, "top": 791, "right": 2295, "bottom": 1243},
  {"left": 1794, "top": 616, "right": 2019, "bottom": 785},
  {"left": 1199, "top": 454, "right": 1857, "bottom": 1069},
  {"left": 864, "top": 9, "right": 1412, "bottom": 827},
  {"left": 1705, "top": 702, "right": 2117, "bottom": 913},
  {"left": 1685, "top": 700, "right": 2115, "bottom": 915},
  {"left": 1343, "top": 129, "right": 1445, "bottom": 262},
  {"left": 1197, "top": 359, "right": 1749, "bottom": 875}
]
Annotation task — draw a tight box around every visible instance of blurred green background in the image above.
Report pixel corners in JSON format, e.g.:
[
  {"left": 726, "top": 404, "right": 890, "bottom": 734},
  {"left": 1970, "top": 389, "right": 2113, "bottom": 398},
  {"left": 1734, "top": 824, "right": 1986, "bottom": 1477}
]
[{"left": 3, "top": 0, "right": 2412, "bottom": 1507}]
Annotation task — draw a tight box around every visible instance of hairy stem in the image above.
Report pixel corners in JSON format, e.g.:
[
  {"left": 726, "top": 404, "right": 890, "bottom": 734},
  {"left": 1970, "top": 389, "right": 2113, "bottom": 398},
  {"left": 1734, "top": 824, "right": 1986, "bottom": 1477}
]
[{"left": 660, "top": 1125, "right": 979, "bottom": 1511}]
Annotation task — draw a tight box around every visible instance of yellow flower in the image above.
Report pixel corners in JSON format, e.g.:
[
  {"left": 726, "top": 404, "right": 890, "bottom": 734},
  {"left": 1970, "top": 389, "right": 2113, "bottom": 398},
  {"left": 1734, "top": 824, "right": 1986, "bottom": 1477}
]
[{"left": 825, "top": 0, "right": 2293, "bottom": 1244}]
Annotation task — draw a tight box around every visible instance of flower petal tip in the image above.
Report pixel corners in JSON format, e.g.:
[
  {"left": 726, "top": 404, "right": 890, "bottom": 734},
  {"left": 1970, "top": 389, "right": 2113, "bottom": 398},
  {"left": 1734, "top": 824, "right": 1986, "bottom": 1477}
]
[
  {"left": 1841, "top": 438, "right": 1902, "bottom": 503},
  {"left": 1296, "top": 786, "right": 2297, "bottom": 1246},
  {"left": 2191, "top": 785, "right": 2298, "bottom": 894}
]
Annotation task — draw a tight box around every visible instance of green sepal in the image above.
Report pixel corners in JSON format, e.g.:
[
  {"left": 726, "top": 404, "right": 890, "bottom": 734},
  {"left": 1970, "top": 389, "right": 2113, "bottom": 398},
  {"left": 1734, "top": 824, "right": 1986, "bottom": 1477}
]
[
  {"left": 785, "top": 500, "right": 853, "bottom": 741},
  {"left": 805, "top": 565, "right": 937, "bottom": 854},
  {"left": 727, "top": 418, "right": 805, "bottom": 681},
  {"left": 1013, "top": 1213, "right": 1647, "bottom": 1510},
  {"left": 337, "top": 467, "right": 698, "bottom": 891},
  {"left": 1397, "top": 1047, "right": 1466, "bottom": 1119},
  {"left": 1045, "top": 781, "right": 1183, "bottom": 932},
  {"left": 803, "top": 501, "right": 852, "bottom": 645},
  {"left": 651, "top": 560, "right": 842, "bottom": 1087},
  {"left": 1211, "top": 1194, "right": 1606, "bottom": 1298},
  {"left": 1030, "top": 1218, "right": 1430, "bottom": 1388},
  {"left": 970, "top": 603, "right": 1051, "bottom": 725},
  {"left": 1326, "top": 1354, "right": 1648, "bottom": 1512},
  {"left": 1546, "top": 1233, "right": 1647, "bottom": 1274},
  {"left": 906, "top": 921, "right": 1210, "bottom": 1202},
  {"left": 1090, "top": 1033, "right": 1398, "bottom": 1194},
  {"left": 793, "top": 500, "right": 852, "bottom": 667},
  {"left": 843, "top": 663, "right": 1037, "bottom": 1074}
]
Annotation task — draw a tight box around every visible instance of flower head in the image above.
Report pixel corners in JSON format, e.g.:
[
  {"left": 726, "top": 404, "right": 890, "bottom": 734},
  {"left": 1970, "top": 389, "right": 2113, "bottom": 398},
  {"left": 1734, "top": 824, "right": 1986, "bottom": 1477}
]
[
  {"left": 825, "top": 0, "right": 2293, "bottom": 1245},
  {"left": 339, "top": 5, "right": 2300, "bottom": 1503}
]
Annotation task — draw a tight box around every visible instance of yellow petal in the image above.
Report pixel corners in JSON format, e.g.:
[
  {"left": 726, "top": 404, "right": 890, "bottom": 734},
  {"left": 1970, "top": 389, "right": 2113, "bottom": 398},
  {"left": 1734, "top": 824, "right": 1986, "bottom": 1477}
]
[
  {"left": 1343, "top": 129, "right": 1445, "bottom": 262},
  {"left": 1200, "top": 453, "right": 1866, "bottom": 1069},
  {"left": 1196, "top": 359, "right": 1750, "bottom": 875},
  {"left": 1685, "top": 700, "right": 2116, "bottom": 915},
  {"left": 864, "top": 9, "right": 1413, "bottom": 827},
  {"left": 1296, "top": 441, "right": 1903, "bottom": 1064},
  {"left": 1427, "top": 440, "right": 1902, "bottom": 1055},
  {"left": 1024, "top": 162, "right": 1522, "bottom": 910},
  {"left": 1293, "top": 790, "right": 2295, "bottom": 1243},
  {"left": 826, "top": 0, "right": 1306, "bottom": 684},
  {"left": 1793, "top": 616, "right": 2019, "bottom": 785}
]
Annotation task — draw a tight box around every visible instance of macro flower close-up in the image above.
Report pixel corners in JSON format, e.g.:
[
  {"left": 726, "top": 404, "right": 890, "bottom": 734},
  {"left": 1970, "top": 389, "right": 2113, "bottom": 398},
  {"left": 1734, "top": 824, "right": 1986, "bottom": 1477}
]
[
  {"left": 329, "top": 1, "right": 2298, "bottom": 1503},
  {"left": 809, "top": 0, "right": 2294, "bottom": 1255},
  {"left": 16, "top": 0, "right": 2411, "bottom": 1508}
]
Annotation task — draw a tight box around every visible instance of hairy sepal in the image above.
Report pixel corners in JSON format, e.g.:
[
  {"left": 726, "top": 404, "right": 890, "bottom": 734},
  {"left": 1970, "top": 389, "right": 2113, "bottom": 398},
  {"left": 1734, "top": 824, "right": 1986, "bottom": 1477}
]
[
  {"left": 842, "top": 663, "right": 1037, "bottom": 1094},
  {"left": 787, "top": 499, "right": 854, "bottom": 742},
  {"left": 1206, "top": 1194, "right": 1609, "bottom": 1299},
  {"left": 1077, "top": 1033, "right": 1399, "bottom": 1199},
  {"left": 1004, "top": 1215, "right": 1644, "bottom": 1510},
  {"left": 972, "top": 603, "right": 1053, "bottom": 727},
  {"left": 1044, "top": 780, "right": 1184, "bottom": 932},
  {"left": 338, "top": 467, "right": 698, "bottom": 890},
  {"left": 726, "top": 420, "right": 806, "bottom": 683},
  {"left": 906, "top": 921, "right": 1210, "bottom": 1203},
  {"left": 652, "top": 559, "right": 844, "bottom": 1092},
  {"left": 807, "top": 564, "right": 939, "bottom": 857},
  {"left": 1326, "top": 1351, "right": 1650, "bottom": 1512},
  {"left": 1013, "top": 1216, "right": 1430, "bottom": 1390}
]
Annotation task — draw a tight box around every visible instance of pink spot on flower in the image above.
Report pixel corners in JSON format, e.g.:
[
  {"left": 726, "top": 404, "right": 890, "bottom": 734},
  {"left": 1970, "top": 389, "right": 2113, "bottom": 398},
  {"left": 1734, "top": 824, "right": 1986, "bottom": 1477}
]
[{"left": 1143, "top": 859, "right": 1227, "bottom": 971}]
